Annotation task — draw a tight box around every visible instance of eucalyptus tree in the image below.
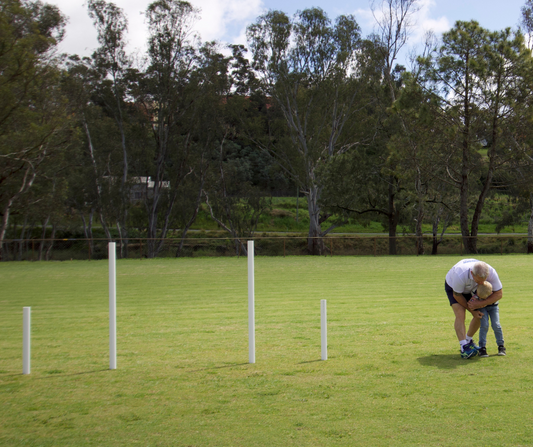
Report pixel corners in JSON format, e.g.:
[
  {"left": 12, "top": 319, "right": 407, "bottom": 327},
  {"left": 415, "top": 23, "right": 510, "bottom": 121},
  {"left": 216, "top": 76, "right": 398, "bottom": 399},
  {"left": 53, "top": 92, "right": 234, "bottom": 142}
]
[
  {"left": 371, "top": 0, "right": 419, "bottom": 102},
  {"left": 308, "top": 0, "right": 420, "bottom": 255},
  {"left": 139, "top": 0, "right": 231, "bottom": 257},
  {"left": 0, "top": 0, "right": 71, "bottom": 259},
  {"left": 521, "top": 0, "right": 533, "bottom": 47},
  {"left": 529, "top": 185, "right": 533, "bottom": 254},
  {"left": 247, "top": 8, "right": 369, "bottom": 255},
  {"left": 519, "top": 0, "right": 533, "bottom": 253},
  {"left": 174, "top": 43, "right": 234, "bottom": 257},
  {"left": 62, "top": 56, "right": 115, "bottom": 243},
  {"left": 87, "top": 0, "right": 132, "bottom": 254},
  {"left": 389, "top": 71, "right": 461, "bottom": 255},
  {"left": 140, "top": 0, "right": 199, "bottom": 258},
  {"left": 203, "top": 138, "right": 273, "bottom": 256},
  {"left": 418, "top": 21, "right": 533, "bottom": 253},
  {"left": 372, "top": 0, "right": 429, "bottom": 254}
]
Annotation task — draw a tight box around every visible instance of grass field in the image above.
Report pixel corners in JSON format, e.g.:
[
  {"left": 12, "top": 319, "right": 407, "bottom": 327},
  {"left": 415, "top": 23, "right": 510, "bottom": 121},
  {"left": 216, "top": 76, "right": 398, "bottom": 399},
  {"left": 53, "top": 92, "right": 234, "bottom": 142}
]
[{"left": 1, "top": 255, "right": 533, "bottom": 446}]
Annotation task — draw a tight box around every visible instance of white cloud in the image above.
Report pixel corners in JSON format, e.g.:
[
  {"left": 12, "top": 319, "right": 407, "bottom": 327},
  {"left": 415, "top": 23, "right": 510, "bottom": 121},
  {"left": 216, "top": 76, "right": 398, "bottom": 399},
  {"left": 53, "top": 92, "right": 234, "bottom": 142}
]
[
  {"left": 411, "top": 0, "right": 450, "bottom": 43},
  {"left": 347, "top": 0, "right": 452, "bottom": 67},
  {"left": 230, "top": 25, "right": 251, "bottom": 47},
  {"left": 46, "top": 1, "right": 97, "bottom": 56},
  {"left": 351, "top": 0, "right": 451, "bottom": 44},
  {"left": 47, "top": 0, "right": 264, "bottom": 58},
  {"left": 189, "top": 0, "right": 264, "bottom": 43},
  {"left": 352, "top": 6, "right": 378, "bottom": 35}
]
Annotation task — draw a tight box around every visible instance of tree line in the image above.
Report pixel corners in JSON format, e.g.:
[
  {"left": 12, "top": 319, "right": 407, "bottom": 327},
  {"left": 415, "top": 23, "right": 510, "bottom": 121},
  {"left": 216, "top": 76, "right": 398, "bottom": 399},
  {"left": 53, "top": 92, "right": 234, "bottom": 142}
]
[{"left": 1, "top": 0, "right": 533, "bottom": 259}]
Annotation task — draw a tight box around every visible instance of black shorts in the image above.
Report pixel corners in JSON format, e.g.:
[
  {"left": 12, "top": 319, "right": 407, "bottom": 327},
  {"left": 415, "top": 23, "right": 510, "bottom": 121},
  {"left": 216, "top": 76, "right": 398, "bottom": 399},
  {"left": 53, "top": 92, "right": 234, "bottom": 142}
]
[{"left": 445, "top": 281, "right": 472, "bottom": 306}]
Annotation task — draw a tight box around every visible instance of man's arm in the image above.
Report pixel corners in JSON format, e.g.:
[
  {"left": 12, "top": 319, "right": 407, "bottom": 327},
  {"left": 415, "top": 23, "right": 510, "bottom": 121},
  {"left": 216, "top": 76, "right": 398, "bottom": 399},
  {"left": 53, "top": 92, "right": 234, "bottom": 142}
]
[
  {"left": 453, "top": 292, "right": 469, "bottom": 309},
  {"left": 454, "top": 292, "right": 483, "bottom": 318},
  {"left": 468, "top": 289, "right": 503, "bottom": 309}
]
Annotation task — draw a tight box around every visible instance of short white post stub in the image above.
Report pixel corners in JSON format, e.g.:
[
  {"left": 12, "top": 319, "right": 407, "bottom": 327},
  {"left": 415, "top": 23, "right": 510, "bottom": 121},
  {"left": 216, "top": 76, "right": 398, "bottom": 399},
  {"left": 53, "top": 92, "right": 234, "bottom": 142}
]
[
  {"left": 248, "top": 240, "right": 255, "bottom": 364},
  {"left": 23, "top": 307, "right": 31, "bottom": 374},
  {"left": 321, "top": 299, "right": 327, "bottom": 361},
  {"left": 109, "top": 242, "right": 117, "bottom": 370}
]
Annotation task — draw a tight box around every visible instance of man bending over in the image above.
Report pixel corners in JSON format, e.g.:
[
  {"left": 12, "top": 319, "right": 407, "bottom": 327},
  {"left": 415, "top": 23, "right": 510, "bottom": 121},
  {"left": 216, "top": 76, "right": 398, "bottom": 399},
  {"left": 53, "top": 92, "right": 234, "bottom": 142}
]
[{"left": 444, "top": 259, "right": 503, "bottom": 359}]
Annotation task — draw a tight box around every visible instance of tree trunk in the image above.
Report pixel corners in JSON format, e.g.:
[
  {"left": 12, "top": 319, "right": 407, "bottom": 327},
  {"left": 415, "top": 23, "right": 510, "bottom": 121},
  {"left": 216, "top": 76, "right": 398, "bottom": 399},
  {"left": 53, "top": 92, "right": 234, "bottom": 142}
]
[
  {"left": 99, "top": 212, "right": 112, "bottom": 241},
  {"left": 459, "top": 173, "right": 474, "bottom": 253},
  {"left": 469, "top": 93, "right": 499, "bottom": 255},
  {"left": 45, "top": 224, "right": 56, "bottom": 261},
  {"left": 176, "top": 182, "right": 203, "bottom": 258},
  {"left": 204, "top": 190, "right": 248, "bottom": 256},
  {"left": 116, "top": 220, "right": 128, "bottom": 259},
  {"left": 116, "top": 218, "right": 128, "bottom": 259},
  {"left": 153, "top": 189, "right": 180, "bottom": 257},
  {"left": 146, "top": 159, "right": 166, "bottom": 258},
  {"left": 388, "top": 219, "right": 398, "bottom": 255},
  {"left": 307, "top": 185, "right": 324, "bottom": 255},
  {"left": 460, "top": 54, "right": 476, "bottom": 254},
  {"left": 0, "top": 166, "right": 37, "bottom": 261},
  {"left": 18, "top": 216, "right": 28, "bottom": 261},
  {"left": 0, "top": 203, "right": 12, "bottom": 262},
  {"left": 431, "top": 216, "right": 440, "bottom": 255},
  {"left": 38, "top": 216, "right": 50, "bottom": 261},
  {"left": 388, "top": 176, "right": 398, "bottom": 255},
  {"left": 116, "top": 89, "right": 129, "bottom": 261},
  {"left": 80, "top": 209, "right": 95, "bottom": 255},
  {"left": 469, "top": 168, "right": 494, "bottom": 255},
  {"left": 432, "top": 209, "right": 450, "bottom": 255},
  {"left": 84, "top": 118, "right": 112, "bottom": 244},
  {"left": 415, "top": 204, "right": 424, "bottom": 255},
  {"left": 527, "top": 193, "right": 533, "bottom": 254}
]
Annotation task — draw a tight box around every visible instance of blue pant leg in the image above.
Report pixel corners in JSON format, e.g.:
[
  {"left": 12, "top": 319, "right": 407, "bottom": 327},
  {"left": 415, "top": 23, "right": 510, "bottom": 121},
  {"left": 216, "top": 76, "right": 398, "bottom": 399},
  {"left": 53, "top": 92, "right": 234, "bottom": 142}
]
[
  {"left": 486, "top": 305, "right": 504, "bottom": 346},
  {"left": 479, "top": 308, "right": 489, "bottom": 348}
]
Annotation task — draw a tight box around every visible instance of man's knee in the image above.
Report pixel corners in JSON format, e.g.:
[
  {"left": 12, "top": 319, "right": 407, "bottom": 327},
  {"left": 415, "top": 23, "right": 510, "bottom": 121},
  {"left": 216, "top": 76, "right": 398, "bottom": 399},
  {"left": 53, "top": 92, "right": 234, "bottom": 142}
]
[{"left": 452, "top": 304, "right": 466, "bottom": 319}]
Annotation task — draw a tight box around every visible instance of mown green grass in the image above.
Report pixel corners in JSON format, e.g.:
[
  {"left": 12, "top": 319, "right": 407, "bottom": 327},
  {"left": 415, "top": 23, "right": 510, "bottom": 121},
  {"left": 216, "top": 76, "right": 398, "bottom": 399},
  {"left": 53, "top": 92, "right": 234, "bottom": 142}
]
[{"left": 1, "top": 255, "right": 532, "bottom": 446}]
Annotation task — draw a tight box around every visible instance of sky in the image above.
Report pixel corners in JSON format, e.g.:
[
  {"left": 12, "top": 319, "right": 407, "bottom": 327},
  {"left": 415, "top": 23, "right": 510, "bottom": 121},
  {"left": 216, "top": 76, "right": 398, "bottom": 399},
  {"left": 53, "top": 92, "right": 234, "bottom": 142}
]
[{"left": 46, "top": 0, "right": 528, "bottom": 61}]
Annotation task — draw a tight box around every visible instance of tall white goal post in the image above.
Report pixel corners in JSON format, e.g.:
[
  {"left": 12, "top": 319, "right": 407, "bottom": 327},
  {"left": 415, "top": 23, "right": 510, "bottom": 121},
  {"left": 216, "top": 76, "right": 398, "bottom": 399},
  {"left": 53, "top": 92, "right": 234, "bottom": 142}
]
[
  {"left": 109, "top": 242, "right": 117, "bottom": 370},
  {"left": 248, "top": 240, "right": 255, "bottom": 364},
  {"left": 321, "top": 299, "right": 327, "bottom": 361},
  {"left": 23, "top": 307, "right": 31, "bottom": 374}
]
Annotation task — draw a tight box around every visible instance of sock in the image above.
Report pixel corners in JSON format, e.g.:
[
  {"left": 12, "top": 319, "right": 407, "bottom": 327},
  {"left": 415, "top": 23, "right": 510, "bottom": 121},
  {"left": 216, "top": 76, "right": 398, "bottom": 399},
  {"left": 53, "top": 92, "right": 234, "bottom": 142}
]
[
  {"left": 466, "top": 335, "right": 473, "bottom": 343},
  {"left": 460, "top": 340, "right": 468, "bottom": 351}
]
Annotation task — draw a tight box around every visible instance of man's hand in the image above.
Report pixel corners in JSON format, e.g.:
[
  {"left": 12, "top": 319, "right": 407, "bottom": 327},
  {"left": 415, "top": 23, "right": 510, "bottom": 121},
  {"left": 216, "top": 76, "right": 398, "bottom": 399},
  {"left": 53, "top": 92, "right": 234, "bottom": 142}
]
[
  {"left": 468, "top": 297, "right": 484, "bottom": 310},
  {"left": 469, "top": 308, "right": 483, "bottom": 318}
]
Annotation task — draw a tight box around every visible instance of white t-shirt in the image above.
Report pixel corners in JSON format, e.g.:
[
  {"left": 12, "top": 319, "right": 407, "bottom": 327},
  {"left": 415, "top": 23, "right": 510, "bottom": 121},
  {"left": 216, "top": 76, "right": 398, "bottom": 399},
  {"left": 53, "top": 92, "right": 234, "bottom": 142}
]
[{"left": 445, "top": 258, "right": 503, "bottom": 294}]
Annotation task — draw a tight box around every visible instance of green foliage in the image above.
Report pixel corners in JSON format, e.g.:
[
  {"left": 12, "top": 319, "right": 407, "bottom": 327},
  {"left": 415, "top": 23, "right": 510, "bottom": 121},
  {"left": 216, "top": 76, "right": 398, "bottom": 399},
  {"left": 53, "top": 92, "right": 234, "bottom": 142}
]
[
  {"left": 3, "top": 0, "right": 533, "bottom": 259},
  {"left": 247, "top": 7, "right": 374, "bottom": 253},
  {"left": 417, "top": 20, "right": 533, "bottom": 253},
  {"left": 0, "top": 0, "right": 70, "bottom": 250}
]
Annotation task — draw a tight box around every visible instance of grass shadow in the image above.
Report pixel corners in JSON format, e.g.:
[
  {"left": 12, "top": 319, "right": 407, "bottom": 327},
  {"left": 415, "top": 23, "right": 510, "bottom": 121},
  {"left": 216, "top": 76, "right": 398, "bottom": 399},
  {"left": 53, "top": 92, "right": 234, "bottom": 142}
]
[
  {"left": 189, "top": 363, "right": 249, "bottom": 372},
  {"left": 34, "top": 368, "right": 110, "bottom": 379},
  {"left": 417, "top": 354, "right": 480, "bottom": 370},
  {"left": 0, "top": 373, "right": 26, "bottom": 378},
  {"left": 1, "top": 368, "right": 110, "bottom": 378}
]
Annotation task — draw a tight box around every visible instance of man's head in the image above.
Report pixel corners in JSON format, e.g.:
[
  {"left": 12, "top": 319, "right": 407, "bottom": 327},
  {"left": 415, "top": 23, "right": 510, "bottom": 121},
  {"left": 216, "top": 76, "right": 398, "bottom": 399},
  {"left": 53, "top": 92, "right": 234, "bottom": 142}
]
[
  {"left": 471, "top": 261, "right": 489, "bottom": 285},
  {"left": 476, "top": 281, "right": 493, "bottom": 299}
]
